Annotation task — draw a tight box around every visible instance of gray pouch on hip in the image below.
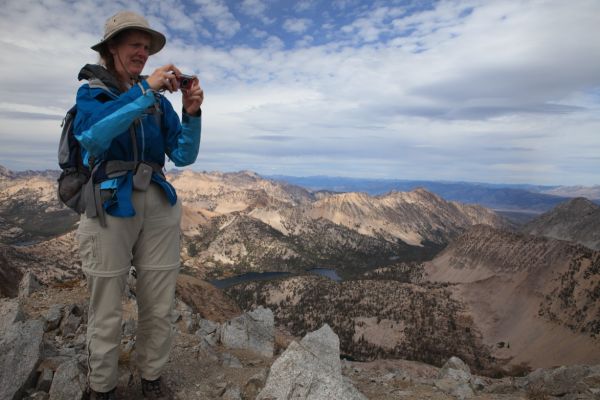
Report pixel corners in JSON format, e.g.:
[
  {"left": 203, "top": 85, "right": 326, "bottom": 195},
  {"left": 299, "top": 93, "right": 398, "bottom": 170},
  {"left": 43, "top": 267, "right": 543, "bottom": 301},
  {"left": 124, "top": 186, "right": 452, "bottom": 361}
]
[{"left": 133, "top": 162, "right": 153, "bottom": 191}]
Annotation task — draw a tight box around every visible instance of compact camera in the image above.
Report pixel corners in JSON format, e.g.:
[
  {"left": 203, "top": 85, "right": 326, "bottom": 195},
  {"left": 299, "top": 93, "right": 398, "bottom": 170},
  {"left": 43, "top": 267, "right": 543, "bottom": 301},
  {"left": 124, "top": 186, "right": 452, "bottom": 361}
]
[{"left": 177, "top": 74, "right": 196, "bottom": 90}]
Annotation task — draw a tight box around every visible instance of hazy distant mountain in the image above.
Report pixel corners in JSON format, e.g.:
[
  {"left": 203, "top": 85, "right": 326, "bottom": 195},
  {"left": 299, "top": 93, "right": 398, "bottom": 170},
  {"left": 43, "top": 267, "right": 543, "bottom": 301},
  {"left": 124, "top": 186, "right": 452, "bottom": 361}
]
[
  {"left": 425, "top": 225, "right": 600, "bottom": 368},
  {"left": 541, "top": 185, "right": 600, "bottom": 200},
  {"left": 521, "top": 197, "right": 600, "bottom": 250},
  {"left": 267, "top": 175, "right": 574, "bottom": 216}
]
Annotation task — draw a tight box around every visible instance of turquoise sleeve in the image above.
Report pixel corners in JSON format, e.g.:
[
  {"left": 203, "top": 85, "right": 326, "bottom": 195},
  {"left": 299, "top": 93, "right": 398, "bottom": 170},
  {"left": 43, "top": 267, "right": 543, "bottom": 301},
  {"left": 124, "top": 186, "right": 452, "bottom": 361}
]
[{"left": 168, "top": 113, "right": 201, "bottom": 166}]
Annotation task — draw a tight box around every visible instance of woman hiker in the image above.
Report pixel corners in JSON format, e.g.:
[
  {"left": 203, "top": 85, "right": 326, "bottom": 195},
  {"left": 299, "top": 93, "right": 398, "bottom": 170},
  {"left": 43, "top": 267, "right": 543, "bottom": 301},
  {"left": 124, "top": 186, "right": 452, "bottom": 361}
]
[{"left": 73, "top": 10, "right": 203, "bottom": 400}]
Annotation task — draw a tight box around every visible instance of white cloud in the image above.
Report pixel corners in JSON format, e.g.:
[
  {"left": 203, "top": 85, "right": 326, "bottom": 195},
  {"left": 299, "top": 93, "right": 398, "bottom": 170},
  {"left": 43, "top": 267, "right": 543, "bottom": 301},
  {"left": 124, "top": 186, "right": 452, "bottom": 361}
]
[
  {"left": 282, "top": 18, "right": 312, "bottom": 34},
  {"left": 295, "top": 0, "right": 314, "bottom": 12},
  {"left": 193, "top": 0, "right": 241, "bottom": 38},
  {"left": 239, "top": 0, "right": 275, "bottom": 24},
  {"left": 0, "top": 0, "right": 599, "bottom": 185}
]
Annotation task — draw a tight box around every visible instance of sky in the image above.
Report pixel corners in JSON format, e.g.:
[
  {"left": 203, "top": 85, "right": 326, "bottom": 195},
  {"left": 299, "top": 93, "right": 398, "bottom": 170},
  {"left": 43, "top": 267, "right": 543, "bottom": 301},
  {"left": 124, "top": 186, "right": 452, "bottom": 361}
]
[{"left": 0, "top": 0, "right": 599, "bottom": 186}]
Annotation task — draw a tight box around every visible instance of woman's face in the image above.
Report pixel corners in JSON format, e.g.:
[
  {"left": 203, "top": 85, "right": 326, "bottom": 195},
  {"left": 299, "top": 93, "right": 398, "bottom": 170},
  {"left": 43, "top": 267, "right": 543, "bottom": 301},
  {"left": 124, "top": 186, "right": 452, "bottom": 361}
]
[{"left": 110, "top": 30, "right": 152, "bottom": 79}]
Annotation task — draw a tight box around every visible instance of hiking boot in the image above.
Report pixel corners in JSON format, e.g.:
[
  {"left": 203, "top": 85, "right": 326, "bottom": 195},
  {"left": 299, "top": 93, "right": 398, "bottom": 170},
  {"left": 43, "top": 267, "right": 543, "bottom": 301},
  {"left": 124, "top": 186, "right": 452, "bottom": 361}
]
[
  {"left": 141, "top": 377, "right": 173, "bottom": 400},
  {"left": 89, "top": 388, "right": 117, "bottom": 400}
]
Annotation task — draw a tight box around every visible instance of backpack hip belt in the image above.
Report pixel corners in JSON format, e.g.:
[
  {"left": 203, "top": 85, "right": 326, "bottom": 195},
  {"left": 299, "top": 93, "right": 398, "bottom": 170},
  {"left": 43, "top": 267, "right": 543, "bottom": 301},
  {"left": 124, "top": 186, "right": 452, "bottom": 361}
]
[{"left": 83, "top": 160, "right": 165, "bottom": 227}]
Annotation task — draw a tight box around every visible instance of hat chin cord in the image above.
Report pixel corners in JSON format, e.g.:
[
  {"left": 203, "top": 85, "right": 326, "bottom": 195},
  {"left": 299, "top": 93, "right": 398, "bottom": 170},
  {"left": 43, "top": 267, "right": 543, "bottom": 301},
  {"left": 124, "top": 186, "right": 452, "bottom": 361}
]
[{"left": 115, "top": 51, "right": 140, "bottom": 86}]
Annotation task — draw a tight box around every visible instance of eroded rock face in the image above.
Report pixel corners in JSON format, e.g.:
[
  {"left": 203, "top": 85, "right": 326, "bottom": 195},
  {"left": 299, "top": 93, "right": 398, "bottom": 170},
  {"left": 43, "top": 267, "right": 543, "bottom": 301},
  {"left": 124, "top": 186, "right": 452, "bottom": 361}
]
[
  {"left": 48, "top": 359, "right": 86, "bottom": 400},
  {"left": 518, "top": 364, "right": 600, "bottom": 397},
  {"left": 0, "top": 317, "right": 45, "bottom": 400},
  {"left": 435, "top": 356, "right": 475, "bottom": 399},
  {"left": 220, "top": 306, "right": 274, "bottom": 357},
  {"left": 18, "top": 272, "right": 43, "bottom": 298},
  {"left": 257, "top": 324, "right": 366, "bottom": 400}
]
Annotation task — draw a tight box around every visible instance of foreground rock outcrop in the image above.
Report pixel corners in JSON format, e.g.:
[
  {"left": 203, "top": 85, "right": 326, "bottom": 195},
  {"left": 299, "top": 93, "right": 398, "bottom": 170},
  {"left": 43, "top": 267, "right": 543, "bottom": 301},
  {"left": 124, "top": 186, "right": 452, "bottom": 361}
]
[
  {"left": 257, "top": 324, "right": 366, "bottom": 399},
  {"left": 3, "top": 271, "right": 600, "bottom": 400},
  {"left": 0, "top": 299, "right": 45, "bottom": 400}
]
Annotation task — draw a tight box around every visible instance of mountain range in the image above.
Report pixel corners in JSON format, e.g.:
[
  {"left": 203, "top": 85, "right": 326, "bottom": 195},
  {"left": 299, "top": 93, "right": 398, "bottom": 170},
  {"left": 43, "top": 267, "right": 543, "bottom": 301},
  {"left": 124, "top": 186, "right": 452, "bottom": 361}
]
[
  {"left": 1, "top": 165, "right": 599, "bottom": 378},
  {"left": 268, "top": 174, "right": 600, "bottom": 223}
]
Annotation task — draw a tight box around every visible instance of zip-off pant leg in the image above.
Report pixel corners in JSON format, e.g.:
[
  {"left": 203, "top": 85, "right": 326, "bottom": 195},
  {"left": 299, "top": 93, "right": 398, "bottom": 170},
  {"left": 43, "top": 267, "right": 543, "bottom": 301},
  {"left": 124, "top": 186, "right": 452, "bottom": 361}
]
[
  {"left": 133, "top": 184, "right": 182, "bottom": 380},
  {"left": 77, "top": 184, "right": 181, "bottom": 392},
  {"left": 86, "top": 273, "right": 128, "bottom": 393},
  {"left": 135, "top": 268, "right": 179, "bottom": 380}
]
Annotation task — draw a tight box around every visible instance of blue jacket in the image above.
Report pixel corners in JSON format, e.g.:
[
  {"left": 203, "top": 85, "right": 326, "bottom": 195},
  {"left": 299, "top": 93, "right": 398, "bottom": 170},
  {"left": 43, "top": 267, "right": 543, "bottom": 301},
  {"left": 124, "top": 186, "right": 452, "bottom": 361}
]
[{"left": 73, "top": 64, "right": 201, "bottom": 217}]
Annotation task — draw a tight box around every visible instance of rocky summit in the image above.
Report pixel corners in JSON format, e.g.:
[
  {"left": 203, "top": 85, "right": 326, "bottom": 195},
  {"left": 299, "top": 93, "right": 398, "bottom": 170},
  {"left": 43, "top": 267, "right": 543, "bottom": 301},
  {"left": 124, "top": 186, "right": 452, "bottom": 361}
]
[
  {"left": 1, "top": 165, "right": 600, "bottom": 399},
  {"left": 2, "top": 273, "right": 600, "bottom": 400}
]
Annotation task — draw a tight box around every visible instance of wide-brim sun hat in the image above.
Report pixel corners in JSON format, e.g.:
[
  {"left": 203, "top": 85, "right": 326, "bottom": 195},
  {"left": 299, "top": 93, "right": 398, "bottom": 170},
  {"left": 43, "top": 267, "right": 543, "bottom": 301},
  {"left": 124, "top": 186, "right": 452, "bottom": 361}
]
[{"left": 91, "top": 11, "right": 166, "bottom": 55}]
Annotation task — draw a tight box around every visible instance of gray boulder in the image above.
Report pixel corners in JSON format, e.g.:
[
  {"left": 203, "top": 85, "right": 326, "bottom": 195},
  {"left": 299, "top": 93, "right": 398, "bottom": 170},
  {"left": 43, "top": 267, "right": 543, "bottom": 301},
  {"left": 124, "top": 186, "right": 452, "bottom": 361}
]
[
  {"left": 256, "top": 324, "right": 366, "bottom": 400},
  {"left": 222, "top": 386, "right": 242, "bottom": 400},
  {"left": 43, "top": 305, "right": 63, "bottom": 332},
  {"left": 220, "top": 306, "right": 274, "bottom": 357},
  {"left": 220, "top": 352, "right": 243, "bottom": 368},
  {"left": 441, "top": 356, "right": 471, "bottom": 375},
  {"left": 0, "top": 319, "right": 45, "bottom": 400},
  {"left": 520, "top": 364, "right": 600, "bottom": 397},
  {"left": 18, "top": 272, "right": 43, "bottom": 298},
  {"left": 0, "top": 298, "right": 26, "bottom": 327},
  {"left": 435, "top": 356, "right": 475, "bottom": 399},
  {"left": 196, "top": 318, "right": 220, "bottom": 346},
  {"left": 48, "top": 359, "right": 87, "bottom": 400},
  {"left": 243, "top": 370, "right": 268, "bottom": 400},
  {"left": 36, "top": 368, "right": 54, "bottom": 392},
  {"left": 59, "top": 304, "right": 83, "bottom": 337}
]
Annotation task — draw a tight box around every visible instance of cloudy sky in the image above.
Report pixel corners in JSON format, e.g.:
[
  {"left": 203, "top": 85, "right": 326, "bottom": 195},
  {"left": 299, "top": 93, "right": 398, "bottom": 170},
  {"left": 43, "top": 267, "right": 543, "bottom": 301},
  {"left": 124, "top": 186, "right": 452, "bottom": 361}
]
[{"left": 1, "top": 0, "right": 599, "bottom": 185}]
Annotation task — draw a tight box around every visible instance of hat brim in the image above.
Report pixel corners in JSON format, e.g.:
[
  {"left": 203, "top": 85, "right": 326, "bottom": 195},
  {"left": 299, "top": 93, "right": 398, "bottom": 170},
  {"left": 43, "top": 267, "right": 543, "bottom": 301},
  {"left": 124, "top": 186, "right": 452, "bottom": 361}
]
[{"left": 91, "top": 27, "right": 166, "bottom": 55}]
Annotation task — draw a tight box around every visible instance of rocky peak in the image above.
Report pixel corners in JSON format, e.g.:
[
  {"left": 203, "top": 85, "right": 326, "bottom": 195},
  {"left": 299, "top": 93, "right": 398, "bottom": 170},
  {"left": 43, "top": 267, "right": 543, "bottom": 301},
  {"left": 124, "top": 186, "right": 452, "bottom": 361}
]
[
  {"left": 522, "top": 197, "right": 600, "bottom": 250},
  {"left": 554, "top": 196, "right": 598, "bottom": 214},
  {"left": 0, "top": 164, "right": 14, "bottom": 179}
]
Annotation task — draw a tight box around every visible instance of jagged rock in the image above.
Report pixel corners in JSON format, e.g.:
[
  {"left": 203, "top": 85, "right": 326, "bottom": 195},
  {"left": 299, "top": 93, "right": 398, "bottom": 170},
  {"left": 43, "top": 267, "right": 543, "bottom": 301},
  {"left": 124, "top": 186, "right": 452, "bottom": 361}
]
[
  {"left": 174, "top": 299, "right": 198, "bottom": 333},
  {"left": 220, "top": 352, "right": 243, "bottom": 368},
  {"left": 484, "top": 380, "right": 516, "bottom": 394},
  {"left": 583, "top": 372, "right": 600, "bottom": 395},
  {"left": 182, "top": 312, "right": 198, "bottom": 334},
  {"left": 442, "top": 356, "right": 471, "bottom": 374},
  {"left": 220, "top": 306, "right": 274, "bottom": 357},
  {"left": 0, "top": 298, "right": 26, "bottom": 327},
  {"left": 520, "top": 365, "right": 600, "bottom": 396},
  {"left": 302, "top": 324, "right": 342, "bottom": 374},
  {"left": 18, "top": 271, "right": 43, "bottom": 298},
  {"left": 434, "top": 379, "right": 474, "bottom": 400},
  {"left": 197, "top": 318, "right": 220, "bottom": 346},
  {"left": 434, "top": 356, "right": 476, "bottom": 399},
  {"left": 59, "top": 305, "right": 83, "bottom": 337},
  {"left": 36, "top": 367, "right": 54, "bottom": 392},
  {"left": 43, "top": 305, "right": 63, "bottom": 332},
  {"left": 256, "top": 324, "right": 366, "bottom": 400},
  {"left": 48, "top": 359, "right": 86, "bottom": 400},
  {"left": 222, "top": 386, "right": 242, "bottom": 400},
  {"left": 196, "top": 337, "right": 220, "bottom": 361},
  {"left": 122, "top": 317, "right": 137, "bottom": 336},
  {"left": 0, "top": 319, "right": 45, "bottom": 400},
  {"left": 243, "top": 370, "right": 268, "bottom": 399}
]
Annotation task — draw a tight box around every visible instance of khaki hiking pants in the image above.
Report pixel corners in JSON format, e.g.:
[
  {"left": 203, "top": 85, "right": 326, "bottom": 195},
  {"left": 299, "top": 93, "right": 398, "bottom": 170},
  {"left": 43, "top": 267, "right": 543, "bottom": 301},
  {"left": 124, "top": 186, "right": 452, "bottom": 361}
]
[{"left": 77, "top": 184, "right": 182, "bottom": 393}]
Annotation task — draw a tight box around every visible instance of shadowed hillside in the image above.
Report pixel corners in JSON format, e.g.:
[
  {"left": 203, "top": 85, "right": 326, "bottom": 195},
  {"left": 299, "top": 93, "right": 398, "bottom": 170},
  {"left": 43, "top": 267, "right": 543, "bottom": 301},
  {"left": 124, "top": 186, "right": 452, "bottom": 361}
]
[
  {"left": 522, "top": 197, "right": 600, "bottom": 250},
  {"left": 425, "top": 225, "right": 600, "bottom": 368}
]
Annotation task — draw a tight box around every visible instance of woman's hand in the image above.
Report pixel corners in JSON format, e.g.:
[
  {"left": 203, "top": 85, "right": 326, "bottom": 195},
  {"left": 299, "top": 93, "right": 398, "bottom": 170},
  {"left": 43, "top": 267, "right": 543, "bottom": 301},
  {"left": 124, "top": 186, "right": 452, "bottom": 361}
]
[
  {"left": 182, "top": 78, "right": 204, "bottom": 115},
  {"left": 146, "top": 64, "right": 182, "bottom": 92}
]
